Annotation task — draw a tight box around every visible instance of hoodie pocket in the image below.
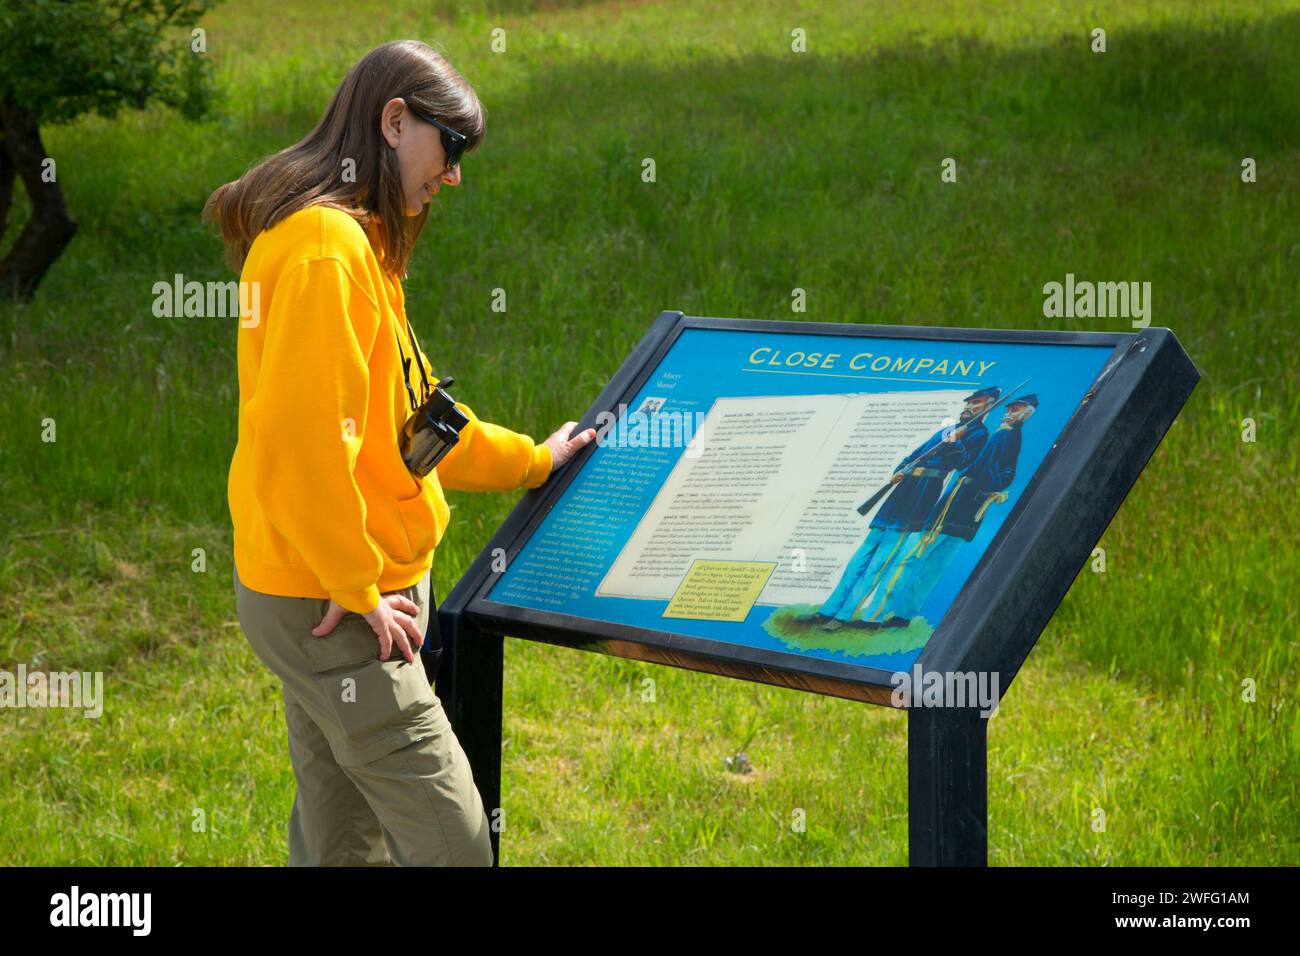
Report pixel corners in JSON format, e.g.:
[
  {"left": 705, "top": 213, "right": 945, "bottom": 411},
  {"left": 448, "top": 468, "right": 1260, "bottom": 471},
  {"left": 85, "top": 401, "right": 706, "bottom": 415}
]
[{"left": 396, "top": 483, "right": 444, "bottom": 561}]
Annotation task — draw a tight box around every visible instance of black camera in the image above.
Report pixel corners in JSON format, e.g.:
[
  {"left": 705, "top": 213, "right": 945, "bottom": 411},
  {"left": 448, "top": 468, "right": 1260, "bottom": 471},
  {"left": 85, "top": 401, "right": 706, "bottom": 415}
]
[{"left": 399, "top": 376, "right": 470, "bottom": 477}]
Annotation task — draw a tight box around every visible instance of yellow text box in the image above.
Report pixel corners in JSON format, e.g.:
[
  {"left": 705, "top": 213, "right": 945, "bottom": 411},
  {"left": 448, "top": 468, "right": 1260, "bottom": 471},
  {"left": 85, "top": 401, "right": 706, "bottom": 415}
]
[{"left": 662, "top": 560, "right": 778, "bottom": 623}]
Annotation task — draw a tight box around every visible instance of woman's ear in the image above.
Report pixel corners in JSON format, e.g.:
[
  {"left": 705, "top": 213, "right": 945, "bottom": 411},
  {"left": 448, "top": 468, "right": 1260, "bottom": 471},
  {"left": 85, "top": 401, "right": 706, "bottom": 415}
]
[{"left": 380, "top": 97, "right": 406, "bottom": 149}]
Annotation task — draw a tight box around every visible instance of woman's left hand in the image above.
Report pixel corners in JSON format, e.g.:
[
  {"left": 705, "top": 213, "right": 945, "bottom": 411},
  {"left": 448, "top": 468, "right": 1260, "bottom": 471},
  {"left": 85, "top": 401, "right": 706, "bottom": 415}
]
[
  {"left": 313, "top": 592, "right": 424, "bottom": 663},
  {"left": 544, "top": 421, "right": 597, "bottom": 469}
]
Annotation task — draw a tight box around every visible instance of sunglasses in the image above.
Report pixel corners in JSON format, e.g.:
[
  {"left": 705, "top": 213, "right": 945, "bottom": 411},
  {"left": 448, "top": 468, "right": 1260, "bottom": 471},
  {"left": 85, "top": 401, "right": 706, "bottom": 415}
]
[{"left": 404, "top": 103, "right": 469, "bottom": 172}]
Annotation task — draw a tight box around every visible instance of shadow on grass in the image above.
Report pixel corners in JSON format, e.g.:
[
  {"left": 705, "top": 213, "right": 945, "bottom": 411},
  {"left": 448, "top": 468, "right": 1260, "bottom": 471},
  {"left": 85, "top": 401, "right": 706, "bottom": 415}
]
[{"left": 5, "top": 9, "right": 1296, "bottom": 343}]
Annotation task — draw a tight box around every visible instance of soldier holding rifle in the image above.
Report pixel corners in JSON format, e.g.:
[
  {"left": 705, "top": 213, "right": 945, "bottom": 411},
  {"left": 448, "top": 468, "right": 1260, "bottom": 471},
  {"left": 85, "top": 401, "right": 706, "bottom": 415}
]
[
  {"left": 799, "top": 385, "right": 1002, "bottom": 632},
  {"left": 863, "top": 394, "right": 1038, "bottom": 630}
]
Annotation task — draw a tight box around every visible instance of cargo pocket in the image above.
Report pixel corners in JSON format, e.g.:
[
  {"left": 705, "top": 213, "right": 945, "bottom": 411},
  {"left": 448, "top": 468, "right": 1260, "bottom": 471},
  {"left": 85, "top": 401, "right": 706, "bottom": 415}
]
[
  {"left": 421, "top": 587, "right": 444, "bottom": 684},
  {"left": 306, "top": 587, "right": 439, "bottom": 766}
]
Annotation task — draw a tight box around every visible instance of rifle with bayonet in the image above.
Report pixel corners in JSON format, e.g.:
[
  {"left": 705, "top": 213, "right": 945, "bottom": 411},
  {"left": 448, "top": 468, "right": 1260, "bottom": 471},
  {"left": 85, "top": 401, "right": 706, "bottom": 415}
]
[{"left": 854, "top": 379, "right": 1031, "bottom": 516}]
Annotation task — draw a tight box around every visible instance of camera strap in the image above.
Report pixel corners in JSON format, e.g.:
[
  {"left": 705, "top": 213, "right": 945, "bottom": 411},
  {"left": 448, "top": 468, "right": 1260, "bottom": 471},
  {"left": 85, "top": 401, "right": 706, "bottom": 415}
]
[
  {"left": 406, "top": 320, "right": 432, "bottom": 400},
  {"left": 394, "top": 318, "right": 433, "bottom": 412}
]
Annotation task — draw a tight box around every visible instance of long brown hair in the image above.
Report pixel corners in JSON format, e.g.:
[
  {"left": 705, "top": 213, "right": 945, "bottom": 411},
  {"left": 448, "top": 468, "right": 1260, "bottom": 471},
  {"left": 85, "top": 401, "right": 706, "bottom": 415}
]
[{"left": 203, "top": 40, "right": 485, "bottom": 278}]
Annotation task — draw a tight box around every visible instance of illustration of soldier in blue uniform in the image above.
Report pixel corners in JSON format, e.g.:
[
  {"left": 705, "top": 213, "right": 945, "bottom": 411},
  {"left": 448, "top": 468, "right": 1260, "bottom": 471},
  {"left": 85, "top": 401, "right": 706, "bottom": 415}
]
[
  {"left": 799, "top": 386, "right": 1001, "bottom": 632},
  {"left": 864, "top": 394, "right": 1038, "bottom": 630}
]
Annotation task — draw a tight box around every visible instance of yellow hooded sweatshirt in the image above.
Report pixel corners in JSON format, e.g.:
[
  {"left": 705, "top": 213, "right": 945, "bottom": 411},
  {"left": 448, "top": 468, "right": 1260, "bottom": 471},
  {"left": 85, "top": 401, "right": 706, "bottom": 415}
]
[{"left": 228, "top": 204, "right": 552, "bottom": 615}]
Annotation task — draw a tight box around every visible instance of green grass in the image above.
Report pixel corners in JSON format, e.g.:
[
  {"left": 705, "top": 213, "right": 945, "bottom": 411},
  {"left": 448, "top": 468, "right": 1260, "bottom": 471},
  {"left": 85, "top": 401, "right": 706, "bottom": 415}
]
[{"left": 1, "top": 0, "right": 1297, "bottom": 865}]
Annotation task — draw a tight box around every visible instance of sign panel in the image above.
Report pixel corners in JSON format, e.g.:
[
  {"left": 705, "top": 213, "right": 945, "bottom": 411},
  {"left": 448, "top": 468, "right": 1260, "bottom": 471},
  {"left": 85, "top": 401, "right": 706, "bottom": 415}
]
[
  {"left": 446, "top": 314, "right": 1197, "bottom": 705},
  {"left": 488, "top": 325, "right": 1111, "bottom": 674}
]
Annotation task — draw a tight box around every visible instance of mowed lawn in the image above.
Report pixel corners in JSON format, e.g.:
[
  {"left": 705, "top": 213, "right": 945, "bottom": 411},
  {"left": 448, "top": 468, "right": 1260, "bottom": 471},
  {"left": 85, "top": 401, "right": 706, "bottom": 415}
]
[{"left": 0, "top": 0, "right": 1296, "bottom": 865}]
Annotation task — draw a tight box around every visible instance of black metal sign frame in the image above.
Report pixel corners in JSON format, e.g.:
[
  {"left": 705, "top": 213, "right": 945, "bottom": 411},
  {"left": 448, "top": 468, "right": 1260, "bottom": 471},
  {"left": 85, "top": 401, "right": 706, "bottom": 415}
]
[{"left": 428, "top": 312, "right": 1199, "bottom": 866}]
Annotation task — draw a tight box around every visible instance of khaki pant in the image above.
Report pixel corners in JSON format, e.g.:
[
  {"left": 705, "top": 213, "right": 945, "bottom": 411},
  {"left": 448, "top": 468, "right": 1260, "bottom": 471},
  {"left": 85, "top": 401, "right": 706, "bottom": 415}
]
[{"left": 234, "top": 566, "right": 493, "bottom": 867}]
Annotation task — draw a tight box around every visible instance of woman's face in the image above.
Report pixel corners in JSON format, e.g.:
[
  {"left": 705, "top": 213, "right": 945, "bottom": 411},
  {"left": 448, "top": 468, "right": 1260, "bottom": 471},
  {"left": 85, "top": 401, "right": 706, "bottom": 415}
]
[{"left": 381, "top": 97, "right": 462, "bottom": 216}]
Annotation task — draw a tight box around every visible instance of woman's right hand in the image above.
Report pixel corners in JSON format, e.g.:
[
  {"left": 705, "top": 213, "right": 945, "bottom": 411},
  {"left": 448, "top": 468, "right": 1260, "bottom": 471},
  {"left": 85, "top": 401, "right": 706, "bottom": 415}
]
[
  {"left": 313, "top": 593, "right": 425, "bottom": 663},
  {"left": 544, "top": 421, "right": 598, "bottom": 469}
]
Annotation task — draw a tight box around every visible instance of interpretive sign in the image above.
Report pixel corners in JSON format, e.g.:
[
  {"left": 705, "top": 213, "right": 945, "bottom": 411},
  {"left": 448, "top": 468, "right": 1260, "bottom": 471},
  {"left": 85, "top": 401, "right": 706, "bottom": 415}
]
[{"left": 431, "top": 312, "right": 1199, "bottom": 865}]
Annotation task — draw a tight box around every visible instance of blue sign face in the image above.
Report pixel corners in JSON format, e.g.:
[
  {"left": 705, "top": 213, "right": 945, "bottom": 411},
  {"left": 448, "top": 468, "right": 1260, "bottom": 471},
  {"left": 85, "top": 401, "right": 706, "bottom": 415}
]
[{"left": 486, "top": 327, "right": 1114, "bottom": 673}]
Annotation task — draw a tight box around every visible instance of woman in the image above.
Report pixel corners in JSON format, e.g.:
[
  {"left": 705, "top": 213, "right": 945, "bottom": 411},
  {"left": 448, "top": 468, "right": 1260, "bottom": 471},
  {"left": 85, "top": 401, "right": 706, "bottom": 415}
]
[{"left": 203, "top": 39, "right": 595, "bottom": 866}]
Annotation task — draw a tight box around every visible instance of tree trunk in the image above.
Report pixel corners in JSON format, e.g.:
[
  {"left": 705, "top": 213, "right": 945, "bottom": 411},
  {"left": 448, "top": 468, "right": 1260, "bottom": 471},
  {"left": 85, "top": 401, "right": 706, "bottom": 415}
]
[
  {"left": 0, "top": 102, "right": 77, "bottom": 302},
  {"left": 0, "top": 130, "right": 15, "bottom": 245}
]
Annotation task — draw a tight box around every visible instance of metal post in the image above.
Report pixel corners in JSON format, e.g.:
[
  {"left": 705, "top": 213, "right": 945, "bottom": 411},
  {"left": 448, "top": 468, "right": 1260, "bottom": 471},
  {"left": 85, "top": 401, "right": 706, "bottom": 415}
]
[
  {"left": 432, "top": 609, "right": 504, "bottom": 867},
  {"left": 908, "top": 705, "right": 988, "bottom": 866}
]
